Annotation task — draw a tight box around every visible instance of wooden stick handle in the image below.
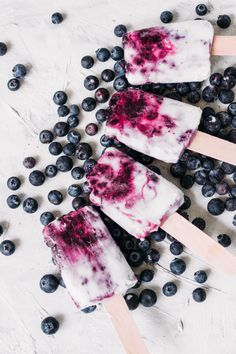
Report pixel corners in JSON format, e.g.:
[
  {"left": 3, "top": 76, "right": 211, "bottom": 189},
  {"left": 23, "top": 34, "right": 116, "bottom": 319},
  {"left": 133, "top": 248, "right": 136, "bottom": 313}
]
[
  {"left": 161, "top": 212, "right": 236, "bottom": 275},
  {"left": 212, "top": 36, "right": 236, "bottom": 55},
  {"left": 188, "top": 131, "right": 236, "bottom": 165},
  {"left": 104, "top": 295, "right": 149, "bottom": 354}
]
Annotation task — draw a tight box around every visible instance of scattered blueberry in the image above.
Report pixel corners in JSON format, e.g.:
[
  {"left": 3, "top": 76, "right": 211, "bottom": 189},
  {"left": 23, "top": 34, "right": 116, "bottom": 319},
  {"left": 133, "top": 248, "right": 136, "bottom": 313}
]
[
  {"left": 100, "top": 134, "right": 113, "bottom": 147},
  {"left": 113, "top": 76, "right": 129, "bottom": 91},
  {"left": 162, "top": 282, "right": 177, "bottom": 296},
  {"left": 194, "top": 170, "right": 208, "bottom": 185},
  {"left": 0, "top": 42, "right": 7, "bottom": 55},
  {"left": 218, "top": 89, "right": 234, "bottom": 104},
  {"left": 114, "top": 24, "right": 127, "bottom": 37},
  {"left": 192, "top": 288, "right": 206, "bottom": 302},
  {"left": 128, "top": 250, "right": 144, "bottom": 267},
  {"left": 194, "top": 270, "right": 208, "bottom": 284},
  {"left": 53, "top": 91, "right": 67, "bottom": 105},
  {"left": 95, "top": 109, "right": 109, "bottom": 123},
  {"left": 114, "top": 60, "right": 126, "bottom": 76},
  {"left": 56, "top": 156, "right": 73, "bottom": 172},
  {"left": 67, "top": 130, "right": 81, "bottom": 145},
  {"left": 203, "top": 115, "right": 221, "bottom": 135},
  {"left": 12, "top": 64, "right": 27, "bottom": 79},
  {"left": 170, "top": 241, "right": 183, "bottom": 255},
  {"left": 81, "top": 305, "right": 97, "bottom": 314},
  {"left": 68, "top": 184, "right": 82, "bottom": 197},
  {"left": 192, "top": 217, "right": 206, "bottom": 230},
  {"left": 48, "top": 190, "right": 63, "bottom": 205},
  {"left": 40, "top": 274, "right": 59, "bottom": 293},
  {"left": 81, "top": 97, "right": 96, "bottom": 112},
  {"left": 83, "top": 158, "right": 97, "bottom": 174},
  {"left": 51, "top": 12, "right": 63, "bottom": 24},
  {"left": 224, "top": 66, "right": 236, "bottom": 79},
  {"left": 7, "top": 194, "right": 21, "bottom": 209},
  {"left": 40, "top": 212, "right": 55, "bottom": 226},
  {"left": 150, "top": 229, "right": 166, "bottom": 242},
  {"left": 0, "top": 240, "right": 15, "bottom": 256},
  {"left": 225, "top": 198, "right": 236, "bottom": 211},
  {"left": 229, "top": 185, "right": 236, "bottom": 198},
  {"left": 221, "top": 162, "right": 235, "bottom": 175},
  {"left": 217, "top": 14, "right": 231, "bottom": 29},
  {"left": 53, "top": 122, "right": 69, "bottom": 137},
  {"left": 209, "top": 168, "right": 224, "bottom": 184},
  {"left": 7, "top": 177, "right": 21, "bottom": 191},
  {"left": 45, "top": 164, "right": 58, "bottom": 178},
  {"left": 71, "top": 166, "right": 85, "bottom": 180},
  {"left": 137, "top": 239, "right": 150, "bottom": 252},
  {"left": 140, "top": 269, "right": 154, "bottom": 282},
  {"left": 101, "top": 69, "right": 115, "bottom": 82},
  {"left": 170, "top": 162, "right": 186, "bottom": 178},
  {"left": 121, "top": 237, "right": 135, "bottom": 252},
  {"left": 202, "top": 85, "right": 218, "bottom": 102},
  {"left": 23, "top": 197, "right": 38, "bottom": 213},
  {"left": 95, "top": 88, "right": 109, "bottom": 103},
  {"left": 84, "top": 75, "right": 99, "bottom": 91},
  {"left": 170, "top": 258, "right": 186, "bottom": 275},
  {"left": 207, "top": 198, "right": 224, "bottom": 215},
  {"left": 67, "top": 114, "right": 79, "bottom": 128},
  {"left": 81, "top": 56, "right": 94, "bottom": 69},
  {"left": 215, "top": 181, "right": 229, "bottom": 197},
  {"left": 110, "top": 46, "right": 124, "bottom": 61},
  {"left": 76, "top": 143, "right": 92, "bottom": 160},
  {"left": 187, "top": 90, "right": 201, "bottom": 104},
  {"left": 139, "top": 289, "right": 157, "bottom": 307},
  {"left": 96, "top": 48, "right": 110, "bottom": 62},
  {"left": 57, "top": 105, "right": 69, "bottom": 117},
  {"left": 209, "top": 72, "right": 222, "bottom": 86},
  {"left": 144, "top": 248, "right": 160, "bottom": 265},
  {"left": 216, "top": 111, "right": 232, "bottom": 127},
  {"left": 39, "top": 130, "right": 54, "bottom": 144},
  {"left": 72, "top": 196, "right": 87, "bottom": 210},
  {"left": 49, "top": 142, "right": 63, "bottom": 156},
  {"left": 41, "top": 316, "right": 59, "bottom": 335},
  {"left": 23, "top": 156, "right": 36, "bottom": 169},
  {"left": 176, "top": 83, "right": 190, "bottom": 96},
  {"left": 160, "top": 10, "right": 173, "bottom": 23},
  {"left": 221, "top": 75, "right": 236, "bottom": 90},
  {"left": 201, "top": 183, "right": 215, "bottom": 198},
  {"left": 29, "top": 170, "right": 45, "bottom": 186},
  {"left": 195, "top": 3, "right": 207, "bottom": 16},
  {"left": 63, "top": 143, "right": 76, "bottom": 156},
  {"left": 124, "top": 293, "right": 139, "bottom": 311},
  {"left": 179, "top": 195, "right": 191, "bottom": 210},
  {"left": 7, "top": 78, "right": 20, "bottom": 91},
  {"left": 202, "top": 106, "right": 215, "bottom": 118},
  {"left": 180, "top": 175, "right": 194, "bottom": 189},
  {"left": 69, "top": 104, "right": 80, "bottom": 115}
]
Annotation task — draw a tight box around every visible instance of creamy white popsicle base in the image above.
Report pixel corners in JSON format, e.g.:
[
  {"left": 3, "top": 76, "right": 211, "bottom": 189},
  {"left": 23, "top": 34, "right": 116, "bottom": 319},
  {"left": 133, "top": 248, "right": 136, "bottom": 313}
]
[
  {"left": 106, "top": 89, "right": 202, "bottom": 163},
  {"left": 43, "top": 206, "right": 136, "bottom": 309},
  {"left": 87, "top": 148, "right": 184, "bottom": 239},
  {"left": 123, "top": 20, "right": 214, "bottom": 84}
]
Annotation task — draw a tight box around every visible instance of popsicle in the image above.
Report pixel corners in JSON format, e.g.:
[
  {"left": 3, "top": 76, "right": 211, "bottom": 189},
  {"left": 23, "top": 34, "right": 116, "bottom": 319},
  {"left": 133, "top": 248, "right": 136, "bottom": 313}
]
[
  {"left": 123, "top": 20, "right": 236, "bottom": 85},
  {"left": 43, "top": 206, "right": 148, "bottom": 354},
  {"left": 87, "top": 148, "right": 236, "bottom": 274},
  {"left": 105, "top": 89, "right": 236, "bottom": 165}
]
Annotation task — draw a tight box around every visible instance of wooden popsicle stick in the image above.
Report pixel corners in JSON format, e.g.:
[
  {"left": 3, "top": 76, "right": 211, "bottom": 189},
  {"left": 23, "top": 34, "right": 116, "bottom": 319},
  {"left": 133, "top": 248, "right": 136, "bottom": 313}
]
[
  {"left": 162, "top": 212, "right": 236, "bottom": 275},
  {"left": 188, "top": 131, "right": 236, "bottom": 165},
  {"left": 212, "top": 36, "right": 236, "bottom": 56},
  {"left": 104, "top": 295, "right": 149, "bottom": 354}
]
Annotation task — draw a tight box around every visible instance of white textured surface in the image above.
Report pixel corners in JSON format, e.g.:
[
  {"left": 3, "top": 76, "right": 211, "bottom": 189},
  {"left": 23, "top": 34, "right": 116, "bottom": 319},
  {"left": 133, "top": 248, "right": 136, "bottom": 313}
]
[{"left": 0, "top": 1, "right": 236, "bottom": 354}]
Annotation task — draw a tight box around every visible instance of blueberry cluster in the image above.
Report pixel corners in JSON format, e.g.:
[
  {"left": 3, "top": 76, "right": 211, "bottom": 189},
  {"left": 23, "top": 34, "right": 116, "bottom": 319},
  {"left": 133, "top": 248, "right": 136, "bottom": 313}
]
[{"left": 7, "top": 64, "right": 27, "bottom": 91}]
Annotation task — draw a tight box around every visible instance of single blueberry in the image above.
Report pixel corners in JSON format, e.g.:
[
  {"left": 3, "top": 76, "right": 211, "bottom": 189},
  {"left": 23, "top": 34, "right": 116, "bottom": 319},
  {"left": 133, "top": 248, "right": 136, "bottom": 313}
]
[
  {"left": 0, "top": 240, "right": 15, "bottom": 256},
  {"left": 209, "top": 72, "right": 222, "bottom": 86},
  {"left": 71, "top": 167, "right": 85, "bottom": 180},
  {"left": 128, "top": 250, "right": 144, "bottom": 267},
  {"left": 194, "top": 170, "right": 208, "bottom": 185},
  {"left": 53, "top": 91, "right": 67, "bottom": 105},
  {"left": 53, "top": 122, "right": 69, "bottom": 137},
  {"left": 113, "top": 76, "right": 129, "bottom": 91},
  {"left": 96, "top": 48, "right": 110, "bottom": 62},
  {"left": 76, "top": 143, "right": 92, "bottom": 160},
  {"left": 101, "top": 69, "right": 115, "bottom": 82},
  {"left": 217, "top": 14, "right": 231, "bottom": 29},
  {"left": 215, "top": 181, "right": 229, "bottom": 195},
  {"left": 186, "top": 156, "right": 201, "bottom": 170},
  {"left": 218, "top": 89, "right": 234, "bottom": 104},
  {"left": 221, "top": 162, "right": 235, "bottom": 174},
  {"left": 179, "top": 195, "right": 191, "bottom": 210},
  {"left": 41, "top": 316, "right": 59, "bottom": 335},
  {"left": 0, "top": 42, "right": 7, "bottom": 55},
  {"left": 225, "top": 198, "right": 236, "bottom": 211},
  {"left": 7, "top": 78, "right": 20, "bottom": 91},
  {"left": 170, "top": 258, "right": 186, "bottom": 275},
  {"left": 162, "top": 282, "right": 177, "bottom": 296},
  {"left": 95, "top": 109, "right": 109, "bottom": 123},
  {"left": 29, "top": 170, "right": 45, "bottom": 186},
  {"left": 67, "top": 114, "right": 79, "bottom": 128},
  {"left": 81, "top": 97, "right": 96, "bottom": 112},
  {"left": 202, "top": 183, "right": 215, "bottom": 197},
  {"left": 192, "top": 217, "right": 206, "bottom": 230},
  {"left": 49, "top": 142, "right": 63, "bottom": 156},
  {"left": 203, "top": 115, "right": 221, "bottom": 135},
  {"left": 114, "top": 60, "right": 126, "bottom": 76},
  {"left": 67, "top": 130, "right": 81, "bottom": 145},
  {"left": 180, "top": 175, "right": 194, "bottom": 189},
  {"left": 189, "top": 82, "right": 202, "bottom": 91},
  {"left": 83, "top": 159, "right": 97, "bottom": 175},
  {"left": 139, "top": 289, "right": 157, "bottom": 307},
  {"left": 209, "top": 168, "right": 224, "bottom": 184},
  {"left": 7, "top": 194, "right": 21, "bottom": 209},
  {"left": 95, "top": 88, "right": 109, "bottom": 103},
  {"left": 57, "top": 105, "right": 69, "bottom": 117},
  {"left": 216, "top": 111, "right": 232, "bottom": 127},
  {"left": 221, "top": 75, "right": 236, "bottom": 90},
  {"left": 202, "top": 85, "right": 218, "bottom": 102},
  {"left": 124, "top": 293, "right": 139, "bottom": 311},
  {"left": 151, "top": 83, "right": 166, "bottom": 95},
  {"left": 7, "top": 177, "right": 21, "bottom": 191},
  {"left": 144, "top": 248, "right": 160, "bottom": 265},
  {"left": 63, "top": 143, "right": 76, "bottom": 156},
  {"left": 207, "top": 198, "right": 224, "bottom": 215},
  {"left": 48, "top": 190, "right": 63, "bottom": 205},
  {"left": 39, "top": 130, "right": 54, "bottom": 144},
  {"left": 56, "top": 156, "right": 73, "bottom": 172},
  {"left": 72, "top": 196, "right": 87, "bottom": 210},
  {"left": 100, "top": 134, "right": 113, "bottom": 147},
  {"left": 201, "top": 157, "right": 214, "bottom": 171},
  {"left": 12, "top": 64, "right": 27, "bottom": 79},
  {"left": 140, "top": 269, "right": 154, "bottom": 282},
  {"left": 84, "top": 75, "right": 99, "bottom": 91},
  {"left": 194, "top": 270, "right": 208, "bottom": 284},
  {"left": 40, "top": 212, "right": 55, "bottom": 226},
  {"left": 51, "top": 12, "right": 63, "bottom": 24},
  {"left": 176, "top": 83, "right": 190, "bottom": 96},
  {"left": 170, "top": 162, "right": 186, "bottom": 178},
  {"left": 23, "top": 197, "right": 38, "bottom": 213},
  {"left": 40, "top": 274, "right": 59, "bottom": 293},
  {"left": 192, "top": 288, "right": 206, "bottom": 302},
  {"left": 224, "top": 67, "right": 236, "bottom": 79},
  {"left": 110, "top": 46, "right": 124, "bottom": 61},
  {"left": 69, "top": 104, "right": 80, "bottom": 115},
  {"left": 187, "top": 91, "right": 201, "bottom": 104},
  {"left": 229, "top": 185, "right": 236, "bottom": 198},
  {"left": 45, "top": 164, "right": 58, "bottom": 178},
  {"left": 114, "top": 24, "right": 127, "bottom": 37},
  {"left": 170, "top": 241, "right": 183, "bottom": 255},
  {"left": 160, "top": 10, "right": 173, "bottom": 23},
  {"left": 81, "top": 55, "right": 94, "bottom": 69},
  {"left": 149, "top": 229, "right": 166, "bottom": 242},
  {"left": 195, "top": 4, "right": 208, "bottom": 16},
  {"left": 23, "top": 156, "right": 36, "bottom": 169},
  {"left": 68, "top": 184, "right": 82, "bottom": 197},
  {"left": 202, "top": 107, "right": 215, "bottom": 118},
  {"left": 136, "top": 239, "right": 150, "bottom": 253}
]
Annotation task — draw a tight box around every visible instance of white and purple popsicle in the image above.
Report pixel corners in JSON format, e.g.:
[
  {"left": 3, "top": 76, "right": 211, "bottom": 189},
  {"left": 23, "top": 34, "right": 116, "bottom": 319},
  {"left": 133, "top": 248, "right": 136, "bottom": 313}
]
[{"left": 123, "top": 20, "right": 214, "bottom": 85}]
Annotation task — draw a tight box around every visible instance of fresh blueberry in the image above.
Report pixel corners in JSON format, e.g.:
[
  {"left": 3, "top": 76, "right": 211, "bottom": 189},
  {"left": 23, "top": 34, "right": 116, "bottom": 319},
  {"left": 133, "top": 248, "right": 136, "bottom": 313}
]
[
  {"left": 140, "top": 269, "right": 154, "bottom": 283},
  {"left": 225, "top": 198, "right": 236, "bottom": 211},
  {"left": 148, "top": 165, "right": 161, "bottom": 175},
  {"left": 187, "top": 91, "right": 201, "bottom": 104},
  {"left": 84, "top": 75, "right": 99, "bottom": 91},
  {"left": 192, "top": 288, "right": 206, "bottom": 302},
  {"left": 81, "top": 305, "right": 97, "bottom": 313},
  {"left": 0, "top": 42, "right": 7, "bottom": 55},
  {"left": 151, "top": 83, "right": 166, "bottom": 95},
  {"left": 51, "top": 12, "right": 63, "bottom": 24},
  {"left": 110, "top": 226, "right": 124, "bottom": 243},
  {"left": 96, "top": 48, "right": 110, "bottom": 62},
  {"left": 100, "top": 134, "right": 113, "bottom": 147},
  {"left": 113, "top": 76, "right": 129, "bottom": 91},
  {"left": 124, "top": 293, "right": 139, "bottom": 310},
  {"left": 114, "top": 60, "right": 126, "bottom": 76},
  {"left": 40, "top": 212, "right": 55, "bottom": 226},
  {"left": 189, "top": 82, "right": 202, "bottom": 91},
  {"left": 94, "top": 88, "right": 109, "bottom": 103},
  {"left": 45, "top": 164, "right": 57, "bottom": 178},
  {"left": 110, "top": 46, "right": 124, "bottom": 61},
  {"left": 216, "top": 111, "right": 232, "bottom": 127},
  {"left": 83, "top": 159, "right": 97, "bottom": 174},
  {"left": 179, "top": 195, "right": 191, "bottom": 210},
  {"left": 203, "top": 115, "right": 221, "bottom": 135},
  {"left": 144, "top": 248, "right": 160, "bottom": 265},
  {"left": 63, "top": 143, "right": 76, "bottom": 156},
  {"left": 228, "top": 129, "right": 236, "bottom": 143},
  {"left": 233, "top": 214, "right": 236, "bottom": 227},
  {"left": 192, "top": 217, "right": 206, "bottom": 230},
  {"left": 180, "top": 175, "right": 194, "bottom": 189},
  {"left": 76, "top": 143, "right": 92, "bottom": 160},
  {"left": 170, "top": 241, "right": 183, "bottom": 255},
  {"left": 23, "top": 156, "right": 36, "bottom": 169},
  {"left": 170, "top": 162, "right": 186, "bottom": 178},
  {"left": 170, "top": 258, "right": 186, "bottom": 275},
  {"left": 221, "top": 162, "right": 235, "bottom": 174},
  {"left": 209, "top": 72, "right": 222, "bottom": 86},
  {"left": 121, "top": 237, "right": 135, "bottom": 252},
  {"left": 229, "top": 185, "right": 236, "bottom": 198},
  {"left": 149, "top": 229, "right": 166, "bottom": 242},
  {"left": 128, "top": 250, "right": 144, "bottom": 267},
  {"left": 178, "top": 210, "right": 189, "bottom": 220},
  {"left": 194, "top": 170, "right": 208, "bottom": 185},
  {"left": 69, "top": 104, "right": 80, "bottom": 115},
  {"left": 67, "top": 130, "right": 81, "bottom": 145},
  {"left": 40, "top": 274, "right": 59, "bottom": 293},
  {"left": 0, "top": 225, "right": 3, "bottom": 236},
  {"left": 165, "top": 92, "right": 182, "bottom": 101},
  {"left": 221, "top": 75, "right": 236, "bottom": 90},
  {"left": 53, "top": 122, "right": 70, "bottom": 137},
  {"left": 48, "top": 190, "right": 63, "bottom": 205},
  {"left": 72, "top": 196, "right": 87, "bottom": 210},
  {"left": 217, "top": 14, "right": 231, "bottom": 29},
  {"left": 7, "top": 78, "right": 20, "bottom": 91},
  {"left": 71, "top": 167, "right": 85, "bottom": 180},
  {"left": 202, "top": 183, "right": 215, "bottom": 197},
  {"left": 202, "top": 107, "right": 215, "bottom": 118},
  {"left": 139, "top": 289, "right": 157, "bottom": 307},
  {"left": 162, "top": 282, "right": 177, "bottom": 296},
  {"left": 0, "top": 240, "right": 15, "bottom": 256},
  {"left": 57, "top": 105, "right": 69, "bottom": 117},
  {"left": 12, "top": 64, "right": 27, "bottom": 79},
  {"left": 195, "top": 4, "right": 208, "bottom": 16},
  {"left": 41, "top": 316, "right": 59, "bottom": 335},
  {"left": 202, "top": 85, "right": 218, "bottom": 102},
  {"left": 7, "top": 177, "right": 21, "bottom": 191},
  {"left": 194, "top": 270, "right": 208, "bottom": 283},
  {"left": 68, "top": 184, "right": 82, "bottom": 197},
  {"left": 215, "top": 181, "right": 229, "bottom": 195},
  {"left": 7, "top": 194, "right": 21, "bottom": 209},
  {"left": 186, "top": 156, "right": 201, "bottom": 170},
  {"left": 23, "top": 197, "right": 38, "bottom": 213},
  {"left": 114, "top": 24, "right": 127, "bottom": 37},
  {"left": 81, "top": 97, "right": 96, "bottom": 112},
  {"left": 101, "top": 69, "right": 115, "bottom": 82},
  {"left": 160, "top": 10, "right": 173, "bottom": 23},
  {"left": 53, "top": 91, "right": 67, "bottom": 105},
  {"left": 56, "top": 156, "right": 73, "bottom": 172},
  {"left": 137, "top": 239, "right": 150, "bottom": 252},
  {"left": 218, "top": 89, "right": 234, "bottom": 104},
  {"left": 29, "top": 170, "right": 45, "bottom": 186},
  {"left": 228, "top": 103, "right": 236, "bottom": 117},
  {"left": 209, "top": 168, "right": 224, "bottom": 184},
  {"left": 95, "top": 109, "right": 109, "bottom": 123},
  {"left": 67, "top": 115, "right": 79, "bottom": 128},
  {"left": 39, "top": 130, "right": 54, "bottom": 144},
  {"left": 81, "top": 55, "right": 94, "bottom": 69},
  {"left": 224, "top": 66, "right": 236, "bottom": 79},
  {"left": 207, "top": 198, "right": 224, "bottom": 215},
  {"left": 176, "top": 83, "right": 190, "bottom": 96},
  {"left": 48, "top": 142, "right": 63, "bottom": 156}
]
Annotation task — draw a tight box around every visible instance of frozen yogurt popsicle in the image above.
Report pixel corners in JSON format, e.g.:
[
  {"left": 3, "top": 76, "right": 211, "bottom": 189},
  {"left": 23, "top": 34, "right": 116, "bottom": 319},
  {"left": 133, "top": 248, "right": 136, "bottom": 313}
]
[
  {"left": 123, "top": 20, "right": 214, "bottom": 84},
  {"left": 87, "top": 147, "right": 184, "bottom": 239}
]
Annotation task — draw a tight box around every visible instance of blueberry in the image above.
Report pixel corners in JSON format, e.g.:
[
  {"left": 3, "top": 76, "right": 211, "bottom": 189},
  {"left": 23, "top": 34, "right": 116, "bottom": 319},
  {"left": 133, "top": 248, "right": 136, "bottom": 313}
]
[
  {"left": 221, "top": 162, "right": 235, "bottom": 174},
  {"left": 67, "top": 115, "right": 79, "bottom": 128},
  {"left": 170, "top": 162, "right": 186, "bottom": 178},
  {"left": 144, "top": 248, "right": 160, "bottom": 265},
  {"left": 41, "top": 316, "right": 59, "bottom": 335},
  {"left": 151, "top": 83, "right": 166, "bottom": 95},
  {"left": 67, "top": 130, "right": 81, "bottom": 145},
  {"left": 81, "top": 55, "right": 94, "bottom": 69},
  {"left": 114, "top": 24, "right": 127, "bottom": 37},
  {"left": 176, "top": 83, "right": 190, "bottom": 96},
  {"left": 233, "top": 214, "right": 236, "bottom": 227},
  {"left": 170, "top": 241, "right": 183, "bottom": 255},
  {"left": 83, "top": 159, "right": 97, "bottom": 175},
  {"left": 63, "top": 143, "right": 76, "bottom": 156},
  {"left": 40, "top": 212, "right": 55, "bottom": 226},
  {"left": 40, "top": 274, "right": 59, "bottom": 293},
  {"left": 228, "top": 129, "right": 236, "bottom": 143},
  {"left": 209, "top": 168, "right": 224, "bottom": 184},
  {"left": 81, "top": 305, "right": 97, "bottom": 314},
  {"left": 0, "top": 240, "right": 15, "bottom": 256},
  {"left": 0, "top": 42, "right": 7, "bottom": 55},
  {"left": 209, "top": 72, "right": 222, "bottom": 86},
  {"left": 221, "top": 75, "right": 236, "bottom": 90},
  {"left": 207, "top": 198, "right": 224, "bottom": 215},
  {"left": 72, "top": 196, "right": 87, "bottom": 210},
  {"left": 139, "top": 269, "right": 154, "bottom": 283},
  {"left": 149, "top": 229, "right": 166, "bottom": 242},
  {"left": 215, "top": 181, "right": 229, "bottom": 195},
  {"left": 114, "top": 60, "right": 126, "bottom": 76},
  {"left": 101, "top": 69, "right": 115, "bottom": 83},
  {"left": 57, "top": 105, "right": 69, "bottom": 117},
  {"left": 95, "top": 109, "right": 109, "bottom": 123},
  {"left": 81, "top": 97, "right": 96, "bottom": 112},
  {"left": 229, "top": 185, "right": 236, "bottom": 198},
  {"left": 113, "top": 76, "right": 129, "bottom": 91},
  {"left": 192, "top": 288, "right": 206, "bottom": 302},
  {"left": 56, "top": 156, "right": 73, "bottom": 172},
  {"left": 195, "top": 4, "right": 208, "bottom": 16},
  {"left": 189, "top": 82, "right": 202, "bottom": 91},
  {"left": 178, "top": 210, "right": 189, "bottom": 220},
  {"left": 165, "top": 92, "right": 182, "bottom": 101},
  {"left": 180, "top": 175, "right": 194, "bottom": 189},
  {"left": 160, "top": 10, "right": 173, "bottom": 23},
  {"left": 186, "top": 156, "right": 201, "bottom": 170},
  {"left": 7, "top": 177, "right": 21, "bottom": 191},
  {"left": 217, "top": 14, "right": 231, "bottom": 29},
  {"left": 202, "top": 85, "right": 218, "bottom": 102},
  {"left": 12, "top": 64, "right": 27, "bottom": 79},
  {"left": 194, "top": 170, "right": 208, "bottom": 185},
  {"left": 53, "top": 91, "right": 67, "bottom": 105},
  {"left": 48, "top": 190, "right": 63, "bottom": 205},
  {"left": 203, "top": 115, "right": 221, "bottom": 135},
  {"left": 71, "top": 167, "right": 85, "bottom": 180},
  {"left": 148, "top": 165, "right": 161, "bottom": 175},
  {"left": 76, "top": 143, "right": 92, "bottom": 160},
  {"left": 68, "top": 184, "right": 82, "bottom": 197},
  {"left": 162, "top": 282, "right": 177, "bottom": 296},
  {"left": 139, "top": 289, "right": 157, "bottom": 307},
  {"left": 53, "top": 122, "right": 70, "bottom": 137},
  {"left": 218, "top": 89, "right": 234, "bottom": 104},
  {"left": 227, "top": 103, "right": 236, "bottom": 117},
  {"left": 100, "top": 134, "right": 113, "bottom": 147},
  {"left": 170, "top": 258, "right": 186, "bottom": 275},
  {"left": 194, "top": 270, "right": 208, "bottom": 283},
  {"left": 29, "top": 170, "right": 45, "bottom": 186},
  {"left": 84, "top": 75, "right": 99, "bottom": 91},
  {"left": 225, "top": 198, "right": 236, "bottom": 211},
  {"left": 7, "top": 78, "right": 20, "bottom": 91},
  {"left": 7, "top": 194, "right": 21, "bottom": 209},
  {"left": 0, "top": 225, "right": 3, "bottom": 236},
  {"left": 131, "top": 277, "right": 142, "bottom": 289},
  {"left": 69, "top": 104, "right": 80, "bottom": 115},
  {"left": 179, "top": 195, "right": 191, "bottom": 210},
  {"left": 124, "top": 293, "right": 139, "bottom": 310},
  {"left": 202, "top": 107, "right": 215, "bottom": 118},
  {"left": 187, "top": 91, "right": 201, "bottom": 104},
  {"left": 201, "top": 183, "right": 215, "bottom": 198},
  {"left": 45, "top": 164, "right": 58, "bottom": 178},
  {"left": 48, "top": 142, "right": 63, "bottom": 156},
  {"left": 39, "top": 130, "right": 54, "bottom": 144},
  {"left": 96, "top": 48, "right": 110, "bottom": 62},
  {"left": 128, "top": 250, "right": 144, "bottom": 267},
  {"left": 51, "top": 12, "right": 63, "bottom": 24},
  {"left": 121, "top": 237, "right": 135, "bottom": 252},
  {"left": 23, "top": 197, "right": 38, "bottom": 213},
  {"left": 95, "top": 88, "right": 109, "bottom": 103},
  {"left": 137, "top": 239, "right": 150, "bottom": 252},
  {"left": 110, "top": 46, "right": 124, "bottom": 61},
  {"left": 192, "top": 217, "right": 206, "bottom": 230},
  {"left": 216, "top": 111, "right": 232, "bottom": 127},
  {"left": 224, "top": 66, "right": 236, "bottom": 79},
  {"left": 23, "top": 156, "right": 36, "bottom": 169}
]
